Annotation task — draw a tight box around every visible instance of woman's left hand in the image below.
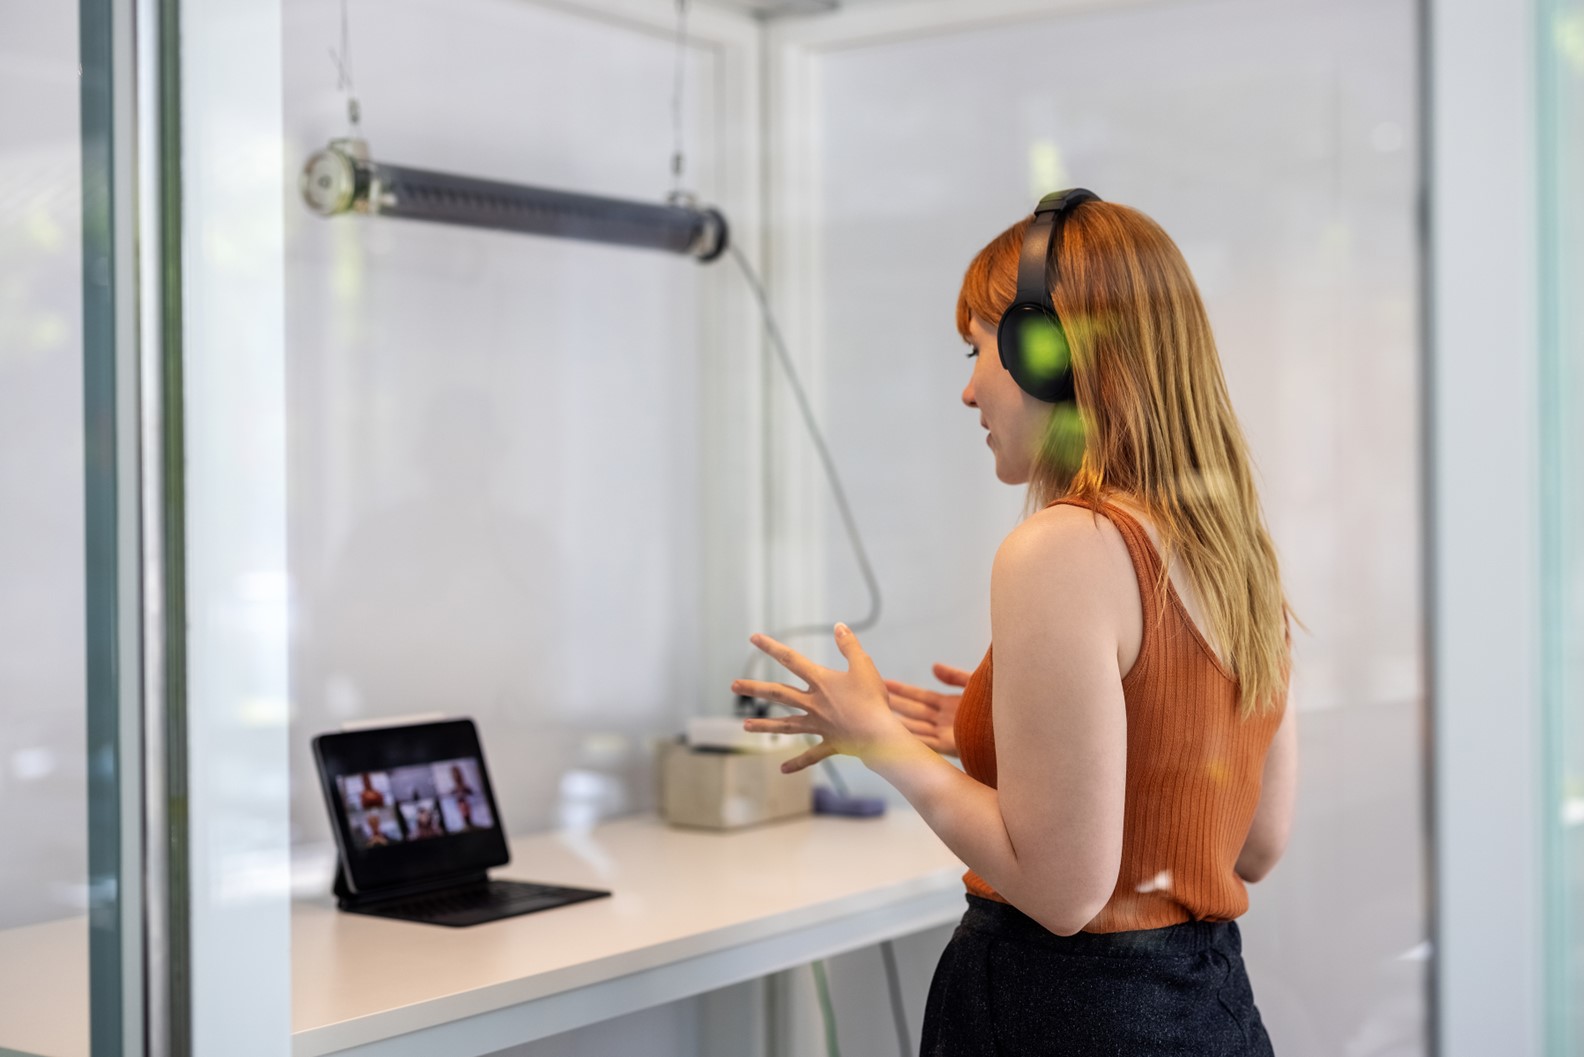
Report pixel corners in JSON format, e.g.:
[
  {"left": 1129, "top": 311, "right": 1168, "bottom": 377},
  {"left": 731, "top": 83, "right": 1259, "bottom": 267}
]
[{"left": 731, "top": 623, "right": 908, "bottom": 774}]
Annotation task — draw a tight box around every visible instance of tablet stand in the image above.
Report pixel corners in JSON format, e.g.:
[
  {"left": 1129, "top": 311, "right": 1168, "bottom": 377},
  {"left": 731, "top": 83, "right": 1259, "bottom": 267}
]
[{"left": 331, "top": 853, "right": 487, "bottom": 912}]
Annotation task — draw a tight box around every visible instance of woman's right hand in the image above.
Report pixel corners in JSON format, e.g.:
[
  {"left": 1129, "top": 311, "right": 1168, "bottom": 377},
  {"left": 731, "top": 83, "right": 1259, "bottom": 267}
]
[{"left": 883, "top": 663, "right": 972, "bottom": 757}]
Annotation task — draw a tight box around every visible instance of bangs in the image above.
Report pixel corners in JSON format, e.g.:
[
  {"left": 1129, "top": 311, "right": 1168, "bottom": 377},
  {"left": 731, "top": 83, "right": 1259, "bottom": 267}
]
[{"left": 956, "top": 219, "right": 1029, "bottom": 340}]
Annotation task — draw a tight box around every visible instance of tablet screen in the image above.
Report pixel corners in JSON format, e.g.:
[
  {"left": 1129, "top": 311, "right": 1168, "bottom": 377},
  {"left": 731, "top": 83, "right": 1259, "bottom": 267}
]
[{"left": 313, "top": 719, "right": 509, "bottom": 893}]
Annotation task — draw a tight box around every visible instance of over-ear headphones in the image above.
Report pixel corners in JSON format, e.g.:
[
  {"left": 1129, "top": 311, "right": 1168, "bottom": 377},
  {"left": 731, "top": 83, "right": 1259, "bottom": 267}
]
[{"left": 997, "top": 188, "right": 1100, "bottom": 403}]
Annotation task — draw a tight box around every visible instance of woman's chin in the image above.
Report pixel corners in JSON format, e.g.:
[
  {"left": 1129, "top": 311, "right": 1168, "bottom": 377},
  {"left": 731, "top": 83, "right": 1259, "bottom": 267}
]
[{"left": 992, "top": 457, "right": 1031, "bottom": 486}]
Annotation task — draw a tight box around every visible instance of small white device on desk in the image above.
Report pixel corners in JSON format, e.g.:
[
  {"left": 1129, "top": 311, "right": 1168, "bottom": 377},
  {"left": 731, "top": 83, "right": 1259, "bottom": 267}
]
[{"left": 658, "top": 716, "right": 814, "bottom": 829}]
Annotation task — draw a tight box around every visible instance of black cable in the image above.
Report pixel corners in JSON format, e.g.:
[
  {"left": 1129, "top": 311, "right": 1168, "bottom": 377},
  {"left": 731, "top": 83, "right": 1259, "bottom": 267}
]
[
  {"left": 726, "top": 244, "right": 881, "bottom": 802},
  {"left": 728, "top": 242, "right": 884, "bottom": 683}
]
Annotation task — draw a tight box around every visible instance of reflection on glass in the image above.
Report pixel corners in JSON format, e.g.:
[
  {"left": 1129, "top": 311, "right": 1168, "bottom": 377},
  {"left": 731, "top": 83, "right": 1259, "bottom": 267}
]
[
  {"left": 284, "top": 0, "right": 723, "bottom": 872},
  {"left": 810, "top": 0, "right": 1425, "bottom": 1052}
]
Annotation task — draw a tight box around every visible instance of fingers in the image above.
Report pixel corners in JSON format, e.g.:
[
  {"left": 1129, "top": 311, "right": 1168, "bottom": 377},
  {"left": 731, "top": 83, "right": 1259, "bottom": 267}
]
[
  {"left": 887, "top": 681, "right": 944, "bottom": 716},
  {"left": 888, "top": 694, "right": 939, "bottom": 723},
  {"left": 750, "top": 633, "right": 821, "bottom": 684},
  {"left": 730, "top": 679, "right": 811, "bottom": 712},
  {"left": 885, "top": 679, "right": 948, "bottom": 714},
  {"left": 884, "top": 678, "right": 939, "bottom": 706},
  {"left": 743, "top": 716, "right": 815, "bottom": 736},
  {"left": 780, "top": 741, "right": 838, "bottom": 774},
  {"left": 933, "top": 663, "right": 972, "bottom": 687},
  {"left": 832, "top": 622, "right": 875, "bottom": 672}
]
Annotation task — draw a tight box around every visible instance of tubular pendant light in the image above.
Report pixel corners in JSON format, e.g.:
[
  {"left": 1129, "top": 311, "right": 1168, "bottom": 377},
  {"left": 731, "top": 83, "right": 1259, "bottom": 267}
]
[{"left": 300, "top": 138, "right": 729, "bottom": 261}]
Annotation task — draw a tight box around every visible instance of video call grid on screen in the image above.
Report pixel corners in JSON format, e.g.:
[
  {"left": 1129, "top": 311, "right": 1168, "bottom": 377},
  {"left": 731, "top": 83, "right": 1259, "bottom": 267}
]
[{"left": 337, "top": 757, "right": 498, "bottom": 850}]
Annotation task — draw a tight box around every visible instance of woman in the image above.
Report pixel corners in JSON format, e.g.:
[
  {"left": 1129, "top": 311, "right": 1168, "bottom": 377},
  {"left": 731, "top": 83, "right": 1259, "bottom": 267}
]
[
  {"left": 731, "top": 192, "right": 1297, "bottom": 1055},
  {"left": 357, "top": 771, "right": 386, "bottom": 809}
]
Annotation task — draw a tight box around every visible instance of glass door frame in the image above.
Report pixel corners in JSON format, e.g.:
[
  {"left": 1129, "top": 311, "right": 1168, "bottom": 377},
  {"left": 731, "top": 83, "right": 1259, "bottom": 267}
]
[
  {"left": 80, "top": 0, "right": 150, "bottom": 1050},
  {"left": 79, "top": 0, "right": 293, "bottom": 1052},
  {"left": 1424, "top": 0, "right": 1548, "bottom": 1054}
]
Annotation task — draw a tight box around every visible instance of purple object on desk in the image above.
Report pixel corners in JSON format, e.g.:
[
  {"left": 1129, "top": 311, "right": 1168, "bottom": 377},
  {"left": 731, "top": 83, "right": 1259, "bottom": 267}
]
[{"left": 813, "top": 785, "right": 887, "bottom": 817}]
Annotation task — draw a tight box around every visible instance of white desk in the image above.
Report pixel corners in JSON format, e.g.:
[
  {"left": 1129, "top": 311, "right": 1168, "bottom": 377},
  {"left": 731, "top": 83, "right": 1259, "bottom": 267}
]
[{"left": 0, "top": 809, "right": 966, "bottom": 1057}]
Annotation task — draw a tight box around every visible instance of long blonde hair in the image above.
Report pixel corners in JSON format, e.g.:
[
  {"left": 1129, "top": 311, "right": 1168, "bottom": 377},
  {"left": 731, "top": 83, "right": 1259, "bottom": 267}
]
[{"left": 956, "top": 200, "right": 1293, "bottom": 718}]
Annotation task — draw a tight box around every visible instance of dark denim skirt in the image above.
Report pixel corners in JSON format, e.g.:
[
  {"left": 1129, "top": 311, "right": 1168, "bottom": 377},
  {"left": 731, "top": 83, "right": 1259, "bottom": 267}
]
[{"left": 919, "top": 895, "right": 1274, "bottom": 1057}]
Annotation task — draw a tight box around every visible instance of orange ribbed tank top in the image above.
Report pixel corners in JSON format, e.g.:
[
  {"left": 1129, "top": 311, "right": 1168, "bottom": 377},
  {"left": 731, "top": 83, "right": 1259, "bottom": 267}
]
[{"left": 954, "top": 495, "right": 1286, "bottom": 933}]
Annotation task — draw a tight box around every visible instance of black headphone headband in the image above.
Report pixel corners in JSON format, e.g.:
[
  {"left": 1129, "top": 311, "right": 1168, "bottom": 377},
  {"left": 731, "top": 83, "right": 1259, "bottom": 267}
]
[{"left": 1015, "top": 188, "right": 1099, "bottom": 316}]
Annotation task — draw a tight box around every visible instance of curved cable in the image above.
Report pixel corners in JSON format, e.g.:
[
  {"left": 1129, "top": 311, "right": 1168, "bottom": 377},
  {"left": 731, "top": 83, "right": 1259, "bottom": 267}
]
[
  {"left": 728, "top": 243, "right": 884, "bottom": 687},
  {"left": 811, "top": 959, "right": 843, "bottom": 1057}
]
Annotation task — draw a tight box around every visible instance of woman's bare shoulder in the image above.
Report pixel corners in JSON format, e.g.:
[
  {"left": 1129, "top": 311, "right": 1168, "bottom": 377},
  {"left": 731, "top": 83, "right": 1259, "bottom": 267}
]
[
  {"left": 996, "top": 498, "right": 1147, "bottom": 678},
  {"left": 995, "top": 503, "right": 1136, "bottom": 599},
  {"left": 1003, "top": 500, "right": 1130, "bottom": 558}
]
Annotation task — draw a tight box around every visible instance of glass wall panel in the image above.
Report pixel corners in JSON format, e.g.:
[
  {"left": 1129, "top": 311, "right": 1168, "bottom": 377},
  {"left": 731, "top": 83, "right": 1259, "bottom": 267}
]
[
  {"left": 794, "top": 1, "right": 1425, "bottom": 1054},
  {"left": 0, "top": 0, "right": 128, "bottom": 1053},
  {"left": 279, "top": 2, "right": 765, "bottom": 1052},
  {"left": 0, "top": 0, "right": 88, "bottom": 938},
  {"left": 281, "top": 0, "right": 744, "bottom": 862}
]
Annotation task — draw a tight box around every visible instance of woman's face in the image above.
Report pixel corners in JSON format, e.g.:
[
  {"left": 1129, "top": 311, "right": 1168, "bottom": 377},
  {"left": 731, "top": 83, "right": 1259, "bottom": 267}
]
[{"left": 961, "top": 313, "right": 1050, "bottom": 485}]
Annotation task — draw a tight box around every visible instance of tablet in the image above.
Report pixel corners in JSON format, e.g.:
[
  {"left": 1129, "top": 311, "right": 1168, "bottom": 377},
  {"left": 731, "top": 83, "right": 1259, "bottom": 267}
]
[{"left": 313, "top": 718, "right": 510, "bottom": 895}]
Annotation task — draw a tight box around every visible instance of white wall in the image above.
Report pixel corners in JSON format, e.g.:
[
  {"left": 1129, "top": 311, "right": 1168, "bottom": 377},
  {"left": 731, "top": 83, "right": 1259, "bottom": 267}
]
[{"left": 771, "top": 0, "right": 1427, "bottom": 1054}]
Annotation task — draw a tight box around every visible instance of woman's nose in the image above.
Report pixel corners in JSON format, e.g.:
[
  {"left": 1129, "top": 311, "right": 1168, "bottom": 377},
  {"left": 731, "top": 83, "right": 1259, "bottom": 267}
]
[{"left": 961, "top": 380, "right": 976, "bottom": 408}]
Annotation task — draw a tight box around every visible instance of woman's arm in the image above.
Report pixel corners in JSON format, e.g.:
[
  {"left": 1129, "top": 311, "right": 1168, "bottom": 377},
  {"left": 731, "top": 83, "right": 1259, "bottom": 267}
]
[
  {"left": 735, "top": 510, "right": 1127, "bottom": 936},
  {"left": 1234, "top": 695, "right": 1298, "bottom": 883},
  {"left": 863, "top": 509, "right": 1128, "bottom": 935},
  {"left": 738, "top": 656, "right": 1055, "bottom": 923}
]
